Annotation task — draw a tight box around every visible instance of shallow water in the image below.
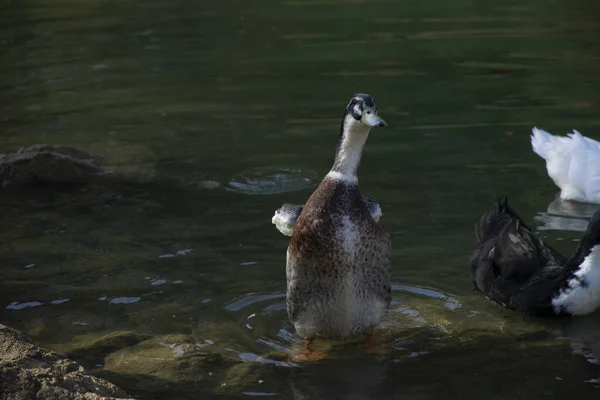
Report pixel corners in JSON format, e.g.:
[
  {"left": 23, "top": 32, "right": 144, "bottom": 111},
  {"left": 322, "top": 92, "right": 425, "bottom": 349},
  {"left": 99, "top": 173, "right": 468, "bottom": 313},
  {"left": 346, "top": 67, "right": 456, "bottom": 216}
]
[{"left": 1, "top": 0, "right": 600, "bottom": 398}]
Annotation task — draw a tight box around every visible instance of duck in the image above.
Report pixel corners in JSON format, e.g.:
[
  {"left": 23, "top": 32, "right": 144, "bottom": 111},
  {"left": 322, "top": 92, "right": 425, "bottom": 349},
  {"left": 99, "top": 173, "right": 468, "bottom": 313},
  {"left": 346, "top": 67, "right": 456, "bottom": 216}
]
[
  {"left": 470, "top": 198, "right": 600, "bottom": 317},
  {"left": 272, "top": 195, "right": 382, "bottom": 237},
  {"left": 531, "top": 127, "right": 600, "bottom": 204},
  {"left": 276, "top": 93, "right": 391, "bottom": 359}
]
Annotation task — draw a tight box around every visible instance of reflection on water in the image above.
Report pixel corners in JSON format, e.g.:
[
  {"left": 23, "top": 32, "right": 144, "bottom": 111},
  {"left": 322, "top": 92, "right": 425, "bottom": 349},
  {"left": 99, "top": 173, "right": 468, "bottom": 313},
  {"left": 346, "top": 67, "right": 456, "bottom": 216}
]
[
  {"left": 2, "top": 0, "right": 600, "bottom": 398},
  {"left": 242, "top": 392, "right": 279, "bottom": 397},
  {"left": 237, "top": 351, "right": 298, "bottom": 368},
  {"left": 552, "top": 318, "right": 600, "bottom": 366},
  {"left": 6, "top": 301, "right": 44, "bottom": 310},
  {"left": 107, "top": 297, "right": 142, "bottom": 305},
  {"left": 535, "top": 196, "right": 600, "bottom": 232},
  {"left": 158, "top": 248, "right": 194, "bottom": 258}
]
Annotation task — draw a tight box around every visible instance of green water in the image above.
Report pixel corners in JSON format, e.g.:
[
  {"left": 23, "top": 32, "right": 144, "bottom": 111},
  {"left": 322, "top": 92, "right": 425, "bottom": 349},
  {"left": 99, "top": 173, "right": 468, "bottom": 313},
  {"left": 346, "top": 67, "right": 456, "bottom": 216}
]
[{"left": 2, "top": 0, "right": 600, "bottom": 398}]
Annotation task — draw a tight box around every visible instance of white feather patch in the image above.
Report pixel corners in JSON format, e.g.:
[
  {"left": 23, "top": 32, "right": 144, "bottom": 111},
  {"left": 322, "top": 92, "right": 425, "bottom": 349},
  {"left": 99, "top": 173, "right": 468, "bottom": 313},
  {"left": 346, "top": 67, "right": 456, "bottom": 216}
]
[
  {"left": 552, "top": 245, "right": 600, "bottom": 315},
  {"left": 271, "top": 211, "right": 294, "bottom": 236},
  {"left": 369, "top": 203, "right": 382, "bottom": 223},
  {"left": 326, "top": 171, "right": 358, "bottom": 184}
]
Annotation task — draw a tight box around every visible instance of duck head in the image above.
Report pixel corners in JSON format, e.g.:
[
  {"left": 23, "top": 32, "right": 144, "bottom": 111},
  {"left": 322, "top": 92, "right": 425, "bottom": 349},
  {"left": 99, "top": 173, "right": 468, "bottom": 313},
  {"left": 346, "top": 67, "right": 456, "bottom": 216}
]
[
  {"left": 329, "top": 94, "right": 386, "bottom": 182},
  {"left": 345, "top": 93, "right": 387, "bottom": 128}
]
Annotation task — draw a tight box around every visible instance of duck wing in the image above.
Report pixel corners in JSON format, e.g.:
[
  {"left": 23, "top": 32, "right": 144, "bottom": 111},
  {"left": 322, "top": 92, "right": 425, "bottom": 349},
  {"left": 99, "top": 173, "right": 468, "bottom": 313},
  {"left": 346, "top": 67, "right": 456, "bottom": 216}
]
[
  {"left": 363, "top": 195, "right": 382, "bottom": 223},
  {"left": 273, "top": 196, "right": 382, "bottom": 237},
  {"left": 272, "top": 204, "right": 303, "bottom": 237},
  {"left": 472, "top": 200, "right": 571, "bottom": 314},
  {"left": 474, "top": 213, "right": 566, "bottom": 288},
  {"left": 491, "top": 218, "right": 549, "bottom": 283}
]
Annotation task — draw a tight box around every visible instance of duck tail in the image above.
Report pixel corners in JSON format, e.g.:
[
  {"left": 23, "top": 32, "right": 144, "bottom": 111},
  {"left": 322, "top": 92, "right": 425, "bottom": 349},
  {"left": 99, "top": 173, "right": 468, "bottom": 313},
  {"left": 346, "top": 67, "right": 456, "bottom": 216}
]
[
  {"left": 497, "top": 196, "right": 508, "bottom": 212},
  {"left": 475, "top": 197, "right": 527, "bottom": 243},
  {"left": 531, "top": 127, "right": 557, "bottom": 160}
]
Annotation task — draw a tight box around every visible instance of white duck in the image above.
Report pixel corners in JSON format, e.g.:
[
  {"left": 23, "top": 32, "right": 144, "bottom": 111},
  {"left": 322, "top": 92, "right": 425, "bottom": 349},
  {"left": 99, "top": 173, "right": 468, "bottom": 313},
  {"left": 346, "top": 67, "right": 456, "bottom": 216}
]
[{"left": 531, "top": 127, "right": 600, "bottom": 204}]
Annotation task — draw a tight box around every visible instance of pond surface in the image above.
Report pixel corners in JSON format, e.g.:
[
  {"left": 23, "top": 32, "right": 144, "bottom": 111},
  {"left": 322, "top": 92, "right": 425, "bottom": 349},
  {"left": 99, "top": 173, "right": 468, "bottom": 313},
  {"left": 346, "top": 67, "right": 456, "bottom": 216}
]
[{"left": 2, "top": 0, "right": 600, "bottom": 398}]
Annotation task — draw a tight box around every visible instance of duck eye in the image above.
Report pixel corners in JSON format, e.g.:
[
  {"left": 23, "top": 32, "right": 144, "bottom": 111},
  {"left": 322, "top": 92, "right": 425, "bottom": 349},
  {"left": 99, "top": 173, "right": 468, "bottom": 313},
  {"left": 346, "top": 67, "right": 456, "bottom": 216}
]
[{"left": 366, "top": 110, "right": 371, "bottom": 114}]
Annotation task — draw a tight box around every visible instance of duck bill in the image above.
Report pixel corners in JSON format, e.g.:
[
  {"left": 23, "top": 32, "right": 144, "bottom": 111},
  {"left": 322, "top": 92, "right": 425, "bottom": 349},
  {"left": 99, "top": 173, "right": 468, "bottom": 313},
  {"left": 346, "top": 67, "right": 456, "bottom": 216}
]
[{"left": 363, "top": 112, "right": 387, "bottom": 127}]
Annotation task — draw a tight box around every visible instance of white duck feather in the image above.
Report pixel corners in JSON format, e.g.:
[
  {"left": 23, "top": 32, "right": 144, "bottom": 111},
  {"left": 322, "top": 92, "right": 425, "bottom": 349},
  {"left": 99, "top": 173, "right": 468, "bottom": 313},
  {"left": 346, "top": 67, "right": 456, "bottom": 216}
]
[{"left": 531, "top": 127, "right": 600, "bottom": 204}]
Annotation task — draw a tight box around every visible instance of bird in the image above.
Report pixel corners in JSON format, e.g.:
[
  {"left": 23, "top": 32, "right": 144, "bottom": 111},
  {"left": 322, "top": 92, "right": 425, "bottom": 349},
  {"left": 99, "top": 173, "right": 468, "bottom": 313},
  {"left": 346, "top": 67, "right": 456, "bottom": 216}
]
[
  {"left": 272, "top": 195, "right": 382, "bottom": 237},
  {"left": 531, "top": 127, "right": 600, "bottom": 204},
  {"left": 276, "top": 93, "right": 391, "bottom": 360},
  {"left": 470, "top": 198, "right": 600, "bottom": 317}
]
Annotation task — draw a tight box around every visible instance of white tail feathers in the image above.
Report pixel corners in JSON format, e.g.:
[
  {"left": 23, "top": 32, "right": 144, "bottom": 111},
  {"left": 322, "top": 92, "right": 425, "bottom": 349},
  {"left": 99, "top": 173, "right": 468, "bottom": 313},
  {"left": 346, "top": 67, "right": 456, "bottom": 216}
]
[
  {"left": 530, "top": 127, "right": 600, "bottom": 203},
  {"left": 531, "top": 127, "right": 559, "bottom": 160}
]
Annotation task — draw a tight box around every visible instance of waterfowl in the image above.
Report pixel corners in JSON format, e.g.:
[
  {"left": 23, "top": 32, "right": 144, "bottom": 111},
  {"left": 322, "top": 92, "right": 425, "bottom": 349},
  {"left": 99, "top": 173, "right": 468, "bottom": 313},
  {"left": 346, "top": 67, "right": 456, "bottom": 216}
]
[
  {"left": 272, "top": 195, "right": 382, "bottom": 237},
  {"left": 471, "top": 198, "right": 600, "bottom": 316},
  {"left": 279, "top": 93, "right": 391, "bottom": 355},
  {"left": 531, "top": 127, "right": 600, "bottom": 204}
]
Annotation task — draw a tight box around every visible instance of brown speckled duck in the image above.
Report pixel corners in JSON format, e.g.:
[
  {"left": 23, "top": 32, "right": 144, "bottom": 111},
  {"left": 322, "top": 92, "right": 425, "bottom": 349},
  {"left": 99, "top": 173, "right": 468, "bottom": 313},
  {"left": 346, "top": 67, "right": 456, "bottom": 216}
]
[{"left": 275, "top": 93, "right": 391, "bottom": 359}]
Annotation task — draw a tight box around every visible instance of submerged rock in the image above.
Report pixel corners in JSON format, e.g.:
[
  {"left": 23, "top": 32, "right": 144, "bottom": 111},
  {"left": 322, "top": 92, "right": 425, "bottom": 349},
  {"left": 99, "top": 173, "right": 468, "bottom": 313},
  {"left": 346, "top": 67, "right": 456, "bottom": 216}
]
[
  {"left": 58, "top": 331, "right": 154, "bottom": 367},
  {"left": 0, "top": 324, "right": 133, "bottom": 400},
  {"left": 103, "top": 334, "right": 230, "bottom": 382},
  {"left": 0, "top": 145, "right": 105, "bottom": 187}
]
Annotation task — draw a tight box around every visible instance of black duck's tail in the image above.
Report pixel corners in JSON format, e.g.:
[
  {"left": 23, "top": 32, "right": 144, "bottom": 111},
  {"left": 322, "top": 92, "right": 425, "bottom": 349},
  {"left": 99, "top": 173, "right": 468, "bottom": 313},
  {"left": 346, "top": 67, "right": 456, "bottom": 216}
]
[{"left": 475, "top": 198, "right": 531, "bottom": 243}]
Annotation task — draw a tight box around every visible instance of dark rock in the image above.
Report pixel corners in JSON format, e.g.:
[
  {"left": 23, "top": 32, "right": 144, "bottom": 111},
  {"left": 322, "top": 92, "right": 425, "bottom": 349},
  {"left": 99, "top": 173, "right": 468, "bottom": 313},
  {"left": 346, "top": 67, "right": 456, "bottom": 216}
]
[{"left": 0, "top": 145, "right": 105, "bottom": 187}]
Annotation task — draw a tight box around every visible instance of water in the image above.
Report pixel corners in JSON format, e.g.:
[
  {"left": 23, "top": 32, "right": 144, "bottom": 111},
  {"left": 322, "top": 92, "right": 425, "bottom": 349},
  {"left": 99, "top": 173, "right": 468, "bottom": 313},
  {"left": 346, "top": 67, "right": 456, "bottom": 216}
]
[{"left": 1, "top": 0, "right": 600, "bottom": 398}]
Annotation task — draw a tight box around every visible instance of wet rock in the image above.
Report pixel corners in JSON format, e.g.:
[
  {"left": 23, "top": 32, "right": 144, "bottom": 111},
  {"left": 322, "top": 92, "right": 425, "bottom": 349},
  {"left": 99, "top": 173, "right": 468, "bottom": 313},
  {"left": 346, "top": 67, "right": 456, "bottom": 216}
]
[
  {"left": 216, "top": 351, "right": 295, "bottom": 397},
  {"left": 103, "top": 334, "right": 231, "bottom": 382},
  {"left": 61, "top": 331, "right": 154, "bottom": 367},
  {"left": 97, "top": 333, "right": 237, "bottom": 397},
  {"left": 0, "top": 323, "right": 133, "bottom": 400},
  {"left": 0, "top": 145, "right": 105, "bottom": 187}
]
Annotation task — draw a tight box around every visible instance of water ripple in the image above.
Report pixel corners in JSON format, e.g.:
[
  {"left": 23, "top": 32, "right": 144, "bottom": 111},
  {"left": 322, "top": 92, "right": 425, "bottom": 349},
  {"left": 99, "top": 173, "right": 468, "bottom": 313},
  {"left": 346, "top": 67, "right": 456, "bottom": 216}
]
[
  {"left": 226, "top": 167, "right": 316, "bottom": 195},
  {"left": 225, "top": 293, "right": 286, "bottom": 312},
  {"left": 393, "top": 284, "right": 462, "bottom": 310}
]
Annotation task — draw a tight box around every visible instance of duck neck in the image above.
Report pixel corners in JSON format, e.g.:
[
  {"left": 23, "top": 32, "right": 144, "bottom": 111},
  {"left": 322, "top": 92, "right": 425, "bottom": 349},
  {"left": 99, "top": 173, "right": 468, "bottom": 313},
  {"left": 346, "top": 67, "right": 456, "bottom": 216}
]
[
  {"left": 328, "top": 115, "right": 370, "bottom": 184},
  {"left": 566, "top": 230, "right": 600, "bottom": 270}
]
